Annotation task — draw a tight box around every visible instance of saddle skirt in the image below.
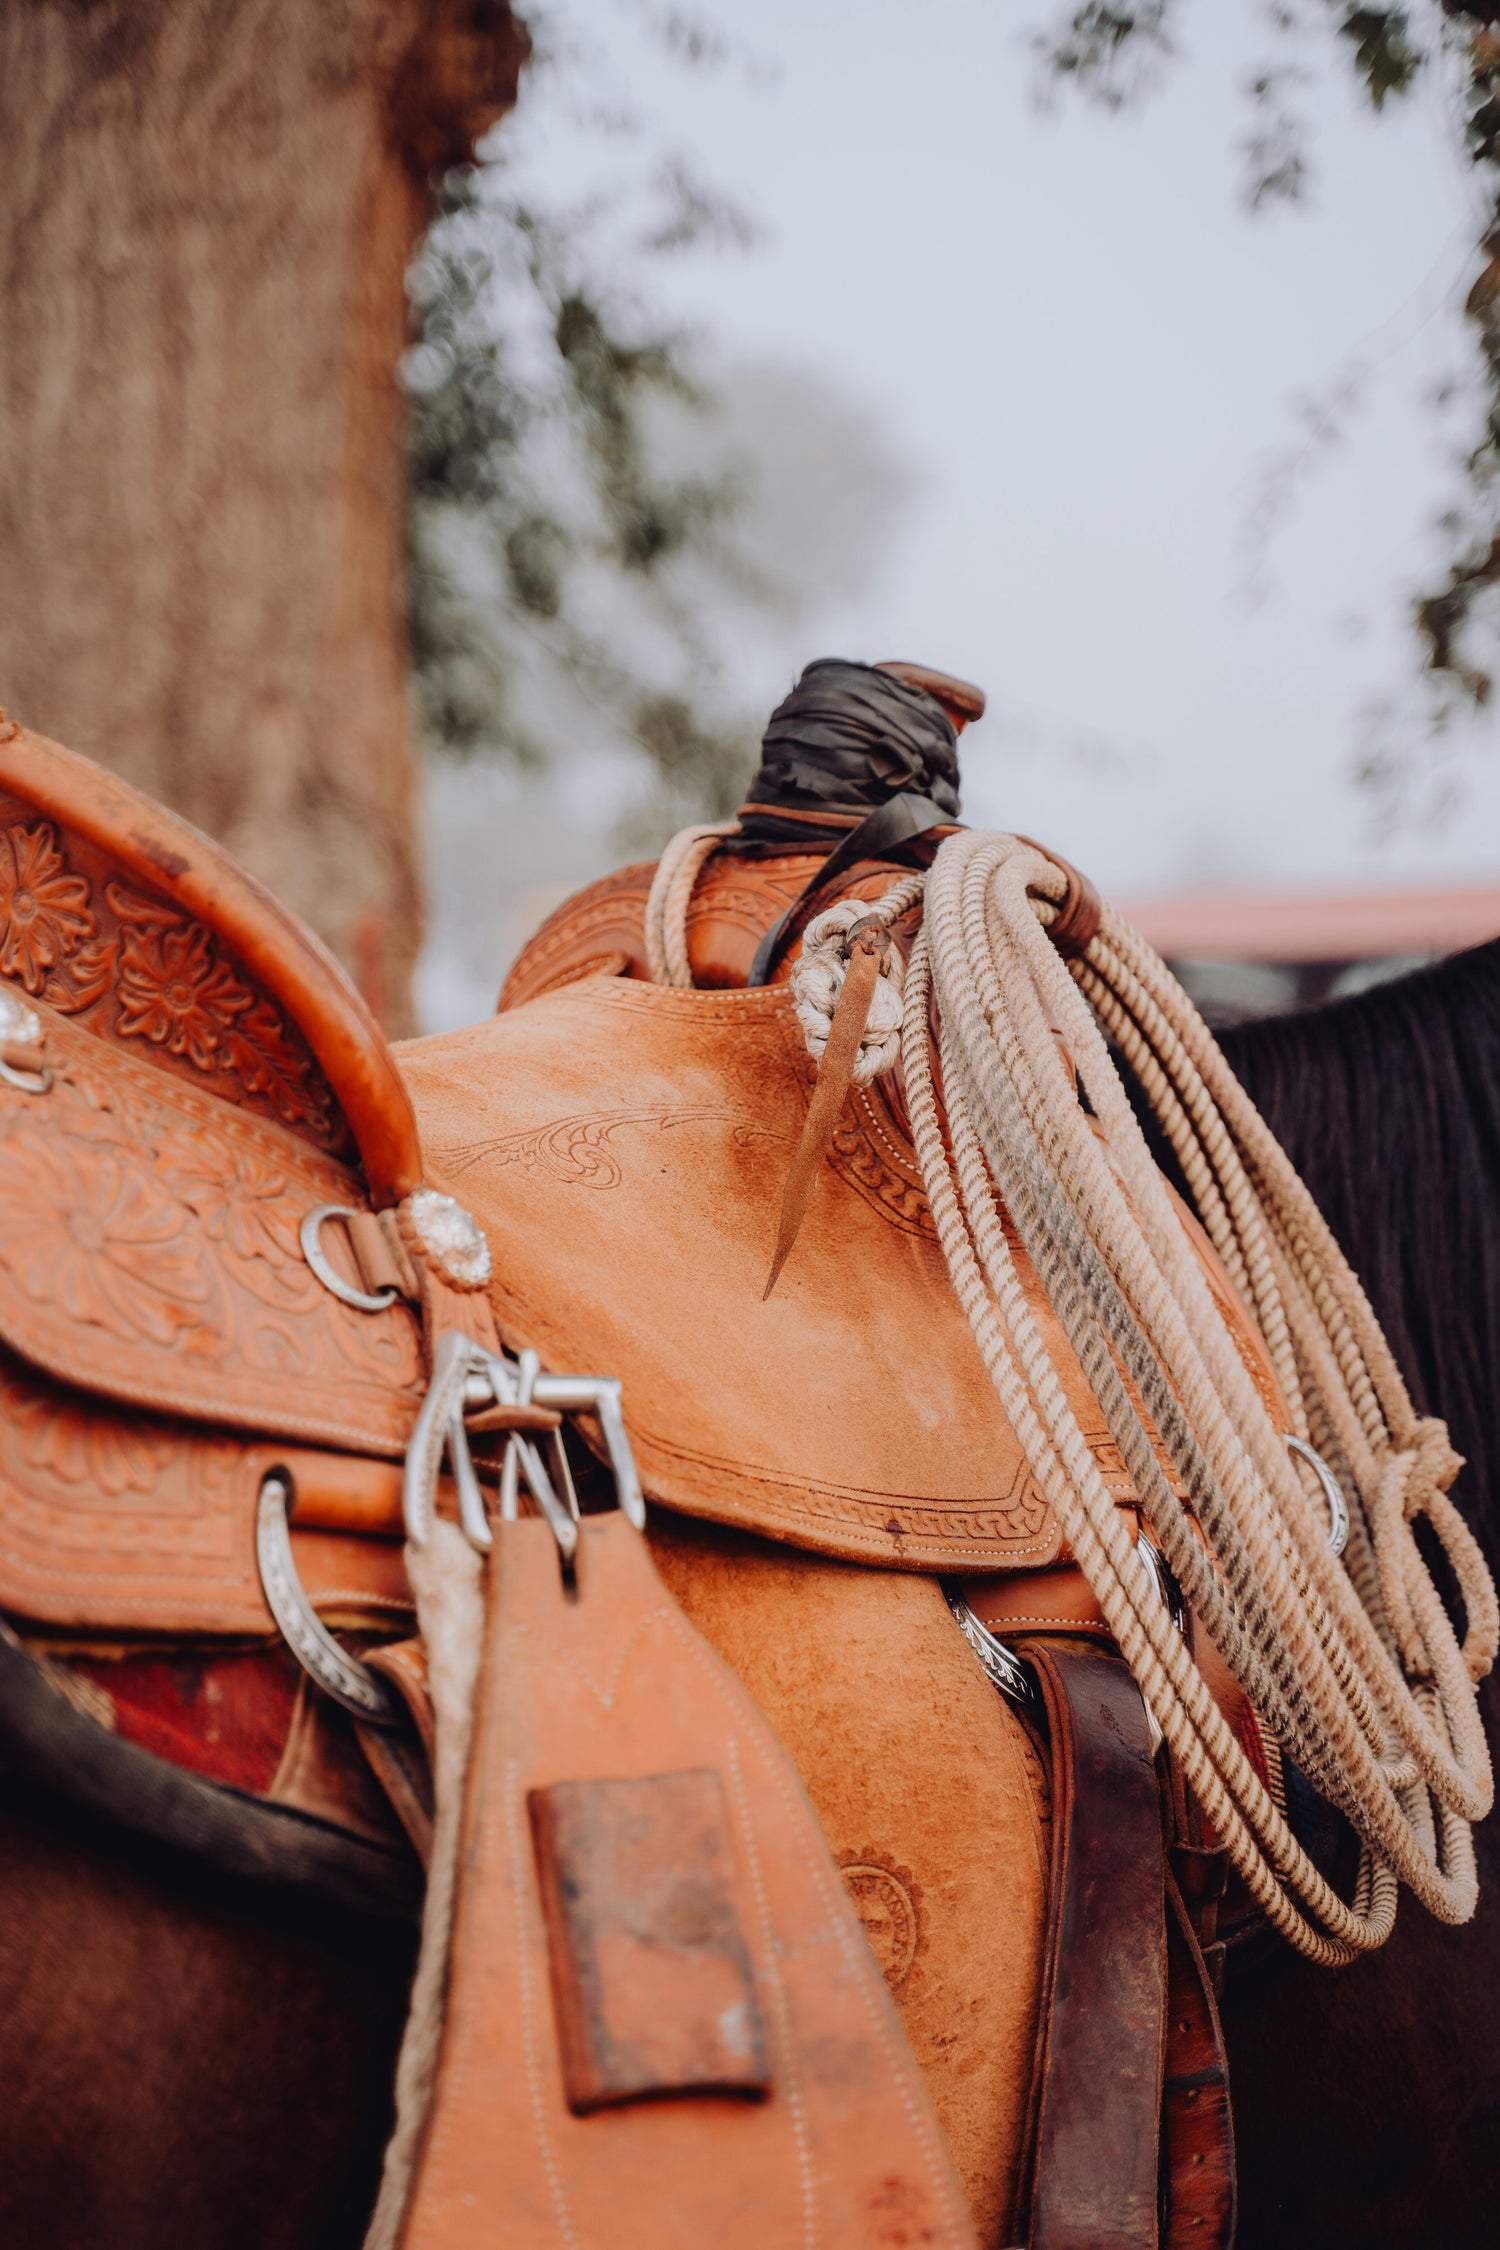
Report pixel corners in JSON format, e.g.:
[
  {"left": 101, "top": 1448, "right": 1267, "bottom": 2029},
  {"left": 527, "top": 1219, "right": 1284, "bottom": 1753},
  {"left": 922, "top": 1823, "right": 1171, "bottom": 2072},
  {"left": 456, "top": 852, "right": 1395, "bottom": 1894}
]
[
  {"left": 0, "top": 726, "right": 429, "bottom": 1634},
  {"left": 398, "top": 972, "right": 1252, "bottom": 1572}
]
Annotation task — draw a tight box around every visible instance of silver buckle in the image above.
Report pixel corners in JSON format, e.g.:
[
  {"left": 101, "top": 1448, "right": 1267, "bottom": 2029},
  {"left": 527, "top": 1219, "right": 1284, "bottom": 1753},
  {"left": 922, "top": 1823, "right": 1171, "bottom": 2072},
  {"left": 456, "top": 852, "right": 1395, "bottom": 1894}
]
[{"left": 403, "top": 1332, "right": 644, "bottom": 1558}]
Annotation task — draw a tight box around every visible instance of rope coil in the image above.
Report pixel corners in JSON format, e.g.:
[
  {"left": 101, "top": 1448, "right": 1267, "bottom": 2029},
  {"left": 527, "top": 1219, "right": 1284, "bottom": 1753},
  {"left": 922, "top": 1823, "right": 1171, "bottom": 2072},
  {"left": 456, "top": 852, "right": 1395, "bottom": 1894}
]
[{"left": 648, "top": 822, "right": 1498, "bottom": 1962}]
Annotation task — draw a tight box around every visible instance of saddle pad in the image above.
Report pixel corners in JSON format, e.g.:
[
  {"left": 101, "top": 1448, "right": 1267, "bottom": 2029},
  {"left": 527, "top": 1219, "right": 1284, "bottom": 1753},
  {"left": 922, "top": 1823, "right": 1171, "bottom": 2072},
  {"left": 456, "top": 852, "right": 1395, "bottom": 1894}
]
[
  {"left": 0, "top": 994, "right": 425, "bottom": 1456},
  {"left": 399, "top": 978, "right": 1169, "bottom": 1571}
]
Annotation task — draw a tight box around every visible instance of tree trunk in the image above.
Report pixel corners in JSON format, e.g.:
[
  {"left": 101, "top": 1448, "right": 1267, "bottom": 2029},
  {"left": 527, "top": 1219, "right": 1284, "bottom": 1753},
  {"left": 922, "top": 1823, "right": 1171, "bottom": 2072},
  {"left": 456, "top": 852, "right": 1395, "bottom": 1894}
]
[{"left": 0, "top": 0, "right": 526, "bottom": 1033}]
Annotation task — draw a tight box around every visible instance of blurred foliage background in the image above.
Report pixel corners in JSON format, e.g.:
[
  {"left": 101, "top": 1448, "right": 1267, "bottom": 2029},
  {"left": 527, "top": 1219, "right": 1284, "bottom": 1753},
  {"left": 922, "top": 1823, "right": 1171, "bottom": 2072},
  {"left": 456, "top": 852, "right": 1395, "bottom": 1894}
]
[
  {"left": 403, "top": 6, "right": 777, "bottom": 850},
  {"left": 403, "top": 3, "right": 1500, "bottom": 1022},
  {"left": 1037, "top": 4, "right": 1500, "bottom": 769}
]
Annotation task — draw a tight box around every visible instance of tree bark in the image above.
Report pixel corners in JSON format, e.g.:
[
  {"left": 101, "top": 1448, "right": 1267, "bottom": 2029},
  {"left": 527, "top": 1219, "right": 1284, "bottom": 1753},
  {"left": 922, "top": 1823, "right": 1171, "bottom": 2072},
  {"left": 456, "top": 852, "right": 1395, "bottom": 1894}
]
[{"left": 0, "top": 0, "right": 526, "bottom": 1033}]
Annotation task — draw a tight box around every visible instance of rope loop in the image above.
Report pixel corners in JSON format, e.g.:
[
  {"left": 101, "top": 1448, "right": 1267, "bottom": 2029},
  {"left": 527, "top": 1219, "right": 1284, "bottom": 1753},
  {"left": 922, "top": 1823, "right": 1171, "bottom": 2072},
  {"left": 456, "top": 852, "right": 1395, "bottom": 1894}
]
[
  {"left": 905, "top": 826, "right": 1495, "bottom": 1961},
  {"left": 646, "top": 814, "right": 1498, "bottom": 1962},
  {"left": 644, "top": 822, "right": 738, "bottom": 987}
]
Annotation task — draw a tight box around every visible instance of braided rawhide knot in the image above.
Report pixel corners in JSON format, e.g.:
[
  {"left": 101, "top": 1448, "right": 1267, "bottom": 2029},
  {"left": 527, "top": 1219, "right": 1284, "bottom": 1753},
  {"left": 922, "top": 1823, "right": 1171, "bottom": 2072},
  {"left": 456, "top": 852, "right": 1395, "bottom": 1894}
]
[{"left": 790, "top": 878, "right": 924, "bottom": 1084}]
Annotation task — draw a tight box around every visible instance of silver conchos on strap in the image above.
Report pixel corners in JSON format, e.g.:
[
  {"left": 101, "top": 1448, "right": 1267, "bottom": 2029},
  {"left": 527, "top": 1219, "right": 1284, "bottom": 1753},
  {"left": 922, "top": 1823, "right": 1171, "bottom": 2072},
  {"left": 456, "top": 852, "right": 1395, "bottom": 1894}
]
[
  {"left": 398, "top": 1187, "right": 491, "bottom": 1290},
  {"left": 300, "top": 1185, "right": 492, "bottom": 1311}
]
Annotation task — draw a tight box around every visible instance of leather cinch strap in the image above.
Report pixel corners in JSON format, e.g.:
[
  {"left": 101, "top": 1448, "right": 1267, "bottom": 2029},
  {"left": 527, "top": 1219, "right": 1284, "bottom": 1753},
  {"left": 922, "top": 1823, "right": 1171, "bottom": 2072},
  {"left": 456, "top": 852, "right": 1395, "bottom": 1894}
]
[
  {"left": 1016, "top": 1641, "right": 1167, "bottom": 2250},
  {"left": 1011, "top": 1641, "right": 1235, "bottom": 2250}
]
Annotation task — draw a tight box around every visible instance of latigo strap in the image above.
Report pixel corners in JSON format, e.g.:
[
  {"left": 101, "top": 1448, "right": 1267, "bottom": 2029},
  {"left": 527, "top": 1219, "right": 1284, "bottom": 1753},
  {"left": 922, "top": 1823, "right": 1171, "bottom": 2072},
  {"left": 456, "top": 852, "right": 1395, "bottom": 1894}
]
[{"left": 1010, "top": 1640, "right": 1234, "bottom": 2250}]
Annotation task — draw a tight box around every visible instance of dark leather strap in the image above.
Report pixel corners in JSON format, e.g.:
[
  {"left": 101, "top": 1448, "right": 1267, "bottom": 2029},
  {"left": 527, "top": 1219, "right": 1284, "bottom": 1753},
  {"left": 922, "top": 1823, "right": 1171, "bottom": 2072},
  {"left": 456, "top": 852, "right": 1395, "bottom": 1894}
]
[
  {"left": 1014, "top": 1640, "right": 1167, "bottom": 2250},
  {"left": 1161, "top": 1872, "right": 1236, "bottom": 2248},
  {"left": 746, "top": 792, "right": 951, "bottom": 985}
]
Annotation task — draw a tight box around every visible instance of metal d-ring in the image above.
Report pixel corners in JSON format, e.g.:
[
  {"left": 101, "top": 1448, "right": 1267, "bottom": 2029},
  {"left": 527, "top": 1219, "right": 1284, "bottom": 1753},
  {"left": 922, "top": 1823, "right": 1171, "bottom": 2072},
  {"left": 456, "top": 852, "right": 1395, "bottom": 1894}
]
[
  {"left": 255, "top": 1473, "right": 401, "bottom": 1725},
  {"left": 300, "top": 1204, "right": 400, "bottom": 1314},
  {"left": 1285, "top": 1434, "right": 1350, "bottom": 1558}
]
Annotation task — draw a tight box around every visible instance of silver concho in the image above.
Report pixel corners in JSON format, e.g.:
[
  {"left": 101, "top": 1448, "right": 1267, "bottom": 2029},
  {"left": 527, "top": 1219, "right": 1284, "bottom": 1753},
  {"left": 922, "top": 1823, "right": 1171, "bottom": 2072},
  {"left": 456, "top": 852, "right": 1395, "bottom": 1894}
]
[
  {"left": 400, "top": 1187, "right": 492, "bottom": 1290},
  {"left": 0, "top": 986, "right": 51, "bottom": 1095}
]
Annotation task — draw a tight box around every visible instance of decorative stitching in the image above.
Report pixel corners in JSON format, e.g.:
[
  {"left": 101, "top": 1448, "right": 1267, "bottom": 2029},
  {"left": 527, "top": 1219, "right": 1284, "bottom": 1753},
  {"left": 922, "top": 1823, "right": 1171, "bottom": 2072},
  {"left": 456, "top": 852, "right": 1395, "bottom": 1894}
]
[
  {"left": 744, "top": 1707, "right": 974, "bottom": 2246},
  {"left": 505, "top": 1758, "right": 585, "bottom": 2249},
  {"left": 558, "top": 1605, "right": 673, "bottom": 1710},
  {"left": 724, "top": 1733, "right": 820, "bottom": 2250},
  {"left": 664, "top": 1609, "right": 973, "bottom": 2246}
]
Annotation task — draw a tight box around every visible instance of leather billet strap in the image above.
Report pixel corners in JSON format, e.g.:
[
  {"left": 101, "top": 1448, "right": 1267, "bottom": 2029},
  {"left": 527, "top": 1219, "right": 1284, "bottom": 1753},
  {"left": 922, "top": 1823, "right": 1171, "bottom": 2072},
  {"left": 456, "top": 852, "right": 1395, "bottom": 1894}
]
[
  {"left": 763, "top": 915, "right": 891, "bottom": 1298},
  {"left": 1013, "top": 1639, "right": 1167, "bottom": 2250},
  {"left": 1161, "top": 1874, "right": 1236, "bottom": 2249},
  {"left": 1007, "top": 1639, "right": 1235, "bottom": 2250}
]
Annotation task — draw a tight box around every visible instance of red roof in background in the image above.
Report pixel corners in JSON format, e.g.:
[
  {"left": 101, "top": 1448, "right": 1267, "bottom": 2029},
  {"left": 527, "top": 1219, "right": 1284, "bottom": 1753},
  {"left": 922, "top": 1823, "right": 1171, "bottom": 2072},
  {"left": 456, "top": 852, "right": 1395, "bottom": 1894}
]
[{"left": 1118, "top": 886, "right": 1500, "bottom": 964}]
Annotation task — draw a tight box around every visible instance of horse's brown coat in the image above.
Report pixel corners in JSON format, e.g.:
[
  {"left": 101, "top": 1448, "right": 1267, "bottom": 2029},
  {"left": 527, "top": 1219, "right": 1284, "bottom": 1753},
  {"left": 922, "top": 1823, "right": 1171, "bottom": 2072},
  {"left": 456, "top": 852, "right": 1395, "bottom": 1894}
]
[{"left": 0, "top": 1779, "right": 413, "bottom": 2250}]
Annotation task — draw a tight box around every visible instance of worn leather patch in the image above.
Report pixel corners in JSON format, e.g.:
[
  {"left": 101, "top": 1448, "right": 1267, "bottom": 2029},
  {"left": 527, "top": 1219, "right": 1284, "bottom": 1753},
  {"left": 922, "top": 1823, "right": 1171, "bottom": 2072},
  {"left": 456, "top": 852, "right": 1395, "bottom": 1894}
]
[
  {"left": 0, "top": 1000, "right": 425, "bottom": 1455},
  {"left": 530, "top": 1768, "right": 770, "bottom": 2112}
]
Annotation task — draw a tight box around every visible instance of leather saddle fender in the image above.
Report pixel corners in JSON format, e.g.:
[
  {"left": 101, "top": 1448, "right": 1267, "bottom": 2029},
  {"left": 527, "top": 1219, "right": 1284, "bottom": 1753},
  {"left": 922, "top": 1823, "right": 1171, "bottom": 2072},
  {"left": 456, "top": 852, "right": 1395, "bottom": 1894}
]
[{"left": 394, "top": 1514, "right": 979, "bottom": 2250}]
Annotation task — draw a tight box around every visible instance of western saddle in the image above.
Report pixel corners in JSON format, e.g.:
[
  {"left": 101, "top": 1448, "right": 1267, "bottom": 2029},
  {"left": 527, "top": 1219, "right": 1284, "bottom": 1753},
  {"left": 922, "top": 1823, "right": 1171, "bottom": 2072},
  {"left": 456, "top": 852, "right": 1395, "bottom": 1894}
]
[{"left": 0, "top": 691, "right": 1296, "bottom": 2248}]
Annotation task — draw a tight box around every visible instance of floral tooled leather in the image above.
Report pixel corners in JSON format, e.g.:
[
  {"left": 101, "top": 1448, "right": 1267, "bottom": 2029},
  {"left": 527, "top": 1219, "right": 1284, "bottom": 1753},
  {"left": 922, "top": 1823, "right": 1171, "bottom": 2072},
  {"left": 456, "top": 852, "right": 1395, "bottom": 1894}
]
[
  {"left": 0, "top": 999, "right": 425, "bottom": 1456},
  {"left": 0, "top": 801, "right": 343, "bottom": 1150},
  {"left": 0, "top": 1342, "right": 413, "bottom": 1633}
]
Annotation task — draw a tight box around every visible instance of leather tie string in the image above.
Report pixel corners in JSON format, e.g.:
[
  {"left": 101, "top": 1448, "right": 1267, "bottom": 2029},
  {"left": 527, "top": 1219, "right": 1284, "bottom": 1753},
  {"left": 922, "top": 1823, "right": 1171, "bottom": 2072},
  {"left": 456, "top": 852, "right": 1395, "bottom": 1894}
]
[{"left": 764, "top": 918, "right": 890, "bottom": 1299}]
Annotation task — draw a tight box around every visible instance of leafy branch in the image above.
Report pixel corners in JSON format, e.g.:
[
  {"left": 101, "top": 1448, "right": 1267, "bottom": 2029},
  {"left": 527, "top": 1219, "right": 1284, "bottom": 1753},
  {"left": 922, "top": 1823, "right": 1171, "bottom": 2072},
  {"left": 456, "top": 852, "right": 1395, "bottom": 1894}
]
[
  {"left": 1035, "top": 3, "right": 1500, "bottom": 725},
  {"left": 404, "top": 4, "right": 777, "bottom": 843}
]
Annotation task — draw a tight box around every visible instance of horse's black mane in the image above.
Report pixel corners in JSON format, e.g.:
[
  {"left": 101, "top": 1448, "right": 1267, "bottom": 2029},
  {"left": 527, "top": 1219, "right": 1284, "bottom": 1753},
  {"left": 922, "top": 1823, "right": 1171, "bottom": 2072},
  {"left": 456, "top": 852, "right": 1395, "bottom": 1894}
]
[
  {"left": 1197, "top": 938, "right": 1500, "bottom": 2250},
  {"left": 1218, "top": 935, "right": 1500, "bottom": 1526}
]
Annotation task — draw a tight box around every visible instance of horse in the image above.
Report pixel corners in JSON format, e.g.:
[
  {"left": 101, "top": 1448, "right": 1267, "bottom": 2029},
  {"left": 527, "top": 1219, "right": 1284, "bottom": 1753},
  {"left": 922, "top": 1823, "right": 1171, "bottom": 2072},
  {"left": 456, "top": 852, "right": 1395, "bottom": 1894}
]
[
  {"left": 1218, "top": 941, "right": 1500, "bottom": 2250},
  {"left": 0, "top": 675, "right": 1494, "bottom": 2247}
]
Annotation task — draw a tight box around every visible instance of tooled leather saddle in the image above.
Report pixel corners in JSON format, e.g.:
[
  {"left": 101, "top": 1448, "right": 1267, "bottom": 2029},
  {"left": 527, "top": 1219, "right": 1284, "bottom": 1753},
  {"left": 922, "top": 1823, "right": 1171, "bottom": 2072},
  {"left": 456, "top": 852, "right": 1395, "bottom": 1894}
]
[
  {"left": 0, "top": 716, "right": 984, "bottom": 2246},
  {"left": 0, "top": 687, "right": 1242, "bottom": 2250}
]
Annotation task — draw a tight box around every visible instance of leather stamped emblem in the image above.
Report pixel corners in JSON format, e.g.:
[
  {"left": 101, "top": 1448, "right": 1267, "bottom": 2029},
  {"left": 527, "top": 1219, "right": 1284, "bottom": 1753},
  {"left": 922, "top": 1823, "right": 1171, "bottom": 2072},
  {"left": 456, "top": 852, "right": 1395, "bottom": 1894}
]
[{"left": 838, "top": 1849, "right": 924, "bottom": 1990}]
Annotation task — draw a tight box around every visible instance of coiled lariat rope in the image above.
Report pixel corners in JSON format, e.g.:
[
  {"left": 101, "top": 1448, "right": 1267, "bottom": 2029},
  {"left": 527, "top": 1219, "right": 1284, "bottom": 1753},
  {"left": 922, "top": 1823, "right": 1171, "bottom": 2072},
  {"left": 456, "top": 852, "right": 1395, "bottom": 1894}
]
[{"left": 646, "top": 824, "right": 1499, "bottom": 1962}]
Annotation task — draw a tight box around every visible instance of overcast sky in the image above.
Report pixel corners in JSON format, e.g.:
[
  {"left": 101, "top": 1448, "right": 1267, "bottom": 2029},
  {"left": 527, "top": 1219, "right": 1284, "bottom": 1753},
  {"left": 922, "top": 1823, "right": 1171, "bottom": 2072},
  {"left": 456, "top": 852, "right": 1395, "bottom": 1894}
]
[{"left": 418, "top": 1, "right": 1500, "bottom": 1026}]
